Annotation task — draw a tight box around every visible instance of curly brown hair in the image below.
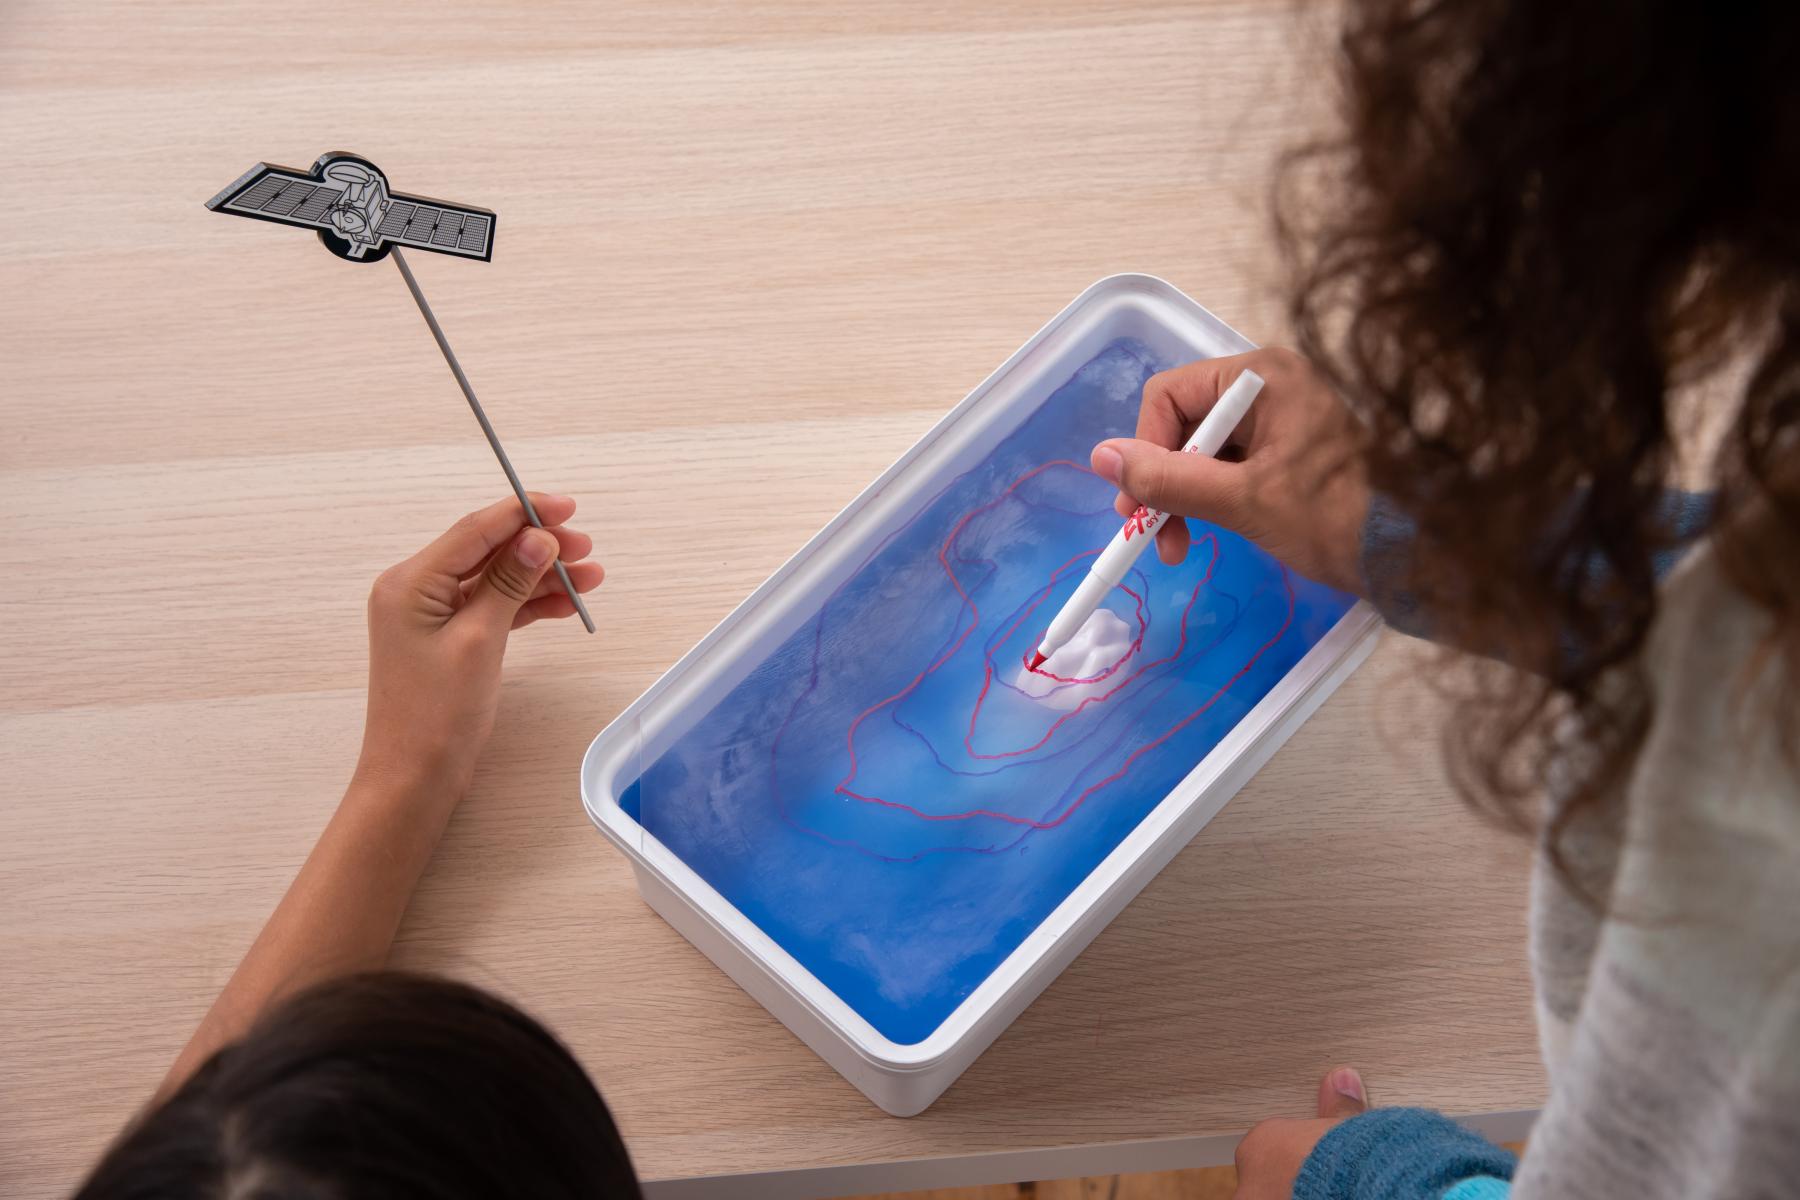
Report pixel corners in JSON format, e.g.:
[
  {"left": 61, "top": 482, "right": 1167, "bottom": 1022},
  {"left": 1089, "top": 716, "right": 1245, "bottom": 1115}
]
[{"left": 1279, "top": 0, "right": 1800, "bottom": 882}]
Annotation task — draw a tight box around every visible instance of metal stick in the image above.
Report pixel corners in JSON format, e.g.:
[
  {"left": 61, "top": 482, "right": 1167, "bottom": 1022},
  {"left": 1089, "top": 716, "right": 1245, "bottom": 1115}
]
[{"left": 391, "top": 246, "right": 595, "bottom": 633}]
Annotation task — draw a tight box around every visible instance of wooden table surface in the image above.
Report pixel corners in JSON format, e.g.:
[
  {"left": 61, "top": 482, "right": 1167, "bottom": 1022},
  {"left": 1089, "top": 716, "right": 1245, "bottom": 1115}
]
[{"left": 0, "top": 2, "right": 1546, "bottom": 1196}]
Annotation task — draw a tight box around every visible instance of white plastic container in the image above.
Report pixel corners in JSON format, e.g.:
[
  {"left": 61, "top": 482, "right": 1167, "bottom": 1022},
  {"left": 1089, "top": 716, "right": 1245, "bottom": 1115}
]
[{"left": 581, "top": 275, "right": 1380, "bottom": 1116}]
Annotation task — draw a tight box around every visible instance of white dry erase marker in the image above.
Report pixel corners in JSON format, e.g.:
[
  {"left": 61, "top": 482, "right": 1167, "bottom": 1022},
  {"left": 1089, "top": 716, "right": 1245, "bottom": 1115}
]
[{"left": 1027, "top": 368, "right": 1265, "bottom": 673}]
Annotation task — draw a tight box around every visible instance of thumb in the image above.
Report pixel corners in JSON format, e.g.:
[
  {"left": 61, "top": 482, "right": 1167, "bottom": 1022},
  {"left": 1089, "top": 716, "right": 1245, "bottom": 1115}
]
[
  {"left": 1092, "top": 438, "right": 1246, "bottom": 526},
  {"left": 1317, "top": 1066, "right": 1369, "bottom": 1120},
  {"left": 462, "top": 527, "right": 559, "bottom": 632}
]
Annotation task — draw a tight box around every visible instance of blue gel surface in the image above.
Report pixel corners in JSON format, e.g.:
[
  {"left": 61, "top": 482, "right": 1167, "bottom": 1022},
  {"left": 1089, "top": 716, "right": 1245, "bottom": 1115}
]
[{"left": 624, "top": 339, "right": 1357, "bottom": 1044}]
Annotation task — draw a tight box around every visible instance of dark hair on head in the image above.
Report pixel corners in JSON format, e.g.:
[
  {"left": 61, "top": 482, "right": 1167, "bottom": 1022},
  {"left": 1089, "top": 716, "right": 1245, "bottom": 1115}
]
[
  {"left": 1278, "top": 0, "right": 1799, "bottom": 885},
  {"left": 75, "top": 972, "right": 643, "bottom": 1199}
]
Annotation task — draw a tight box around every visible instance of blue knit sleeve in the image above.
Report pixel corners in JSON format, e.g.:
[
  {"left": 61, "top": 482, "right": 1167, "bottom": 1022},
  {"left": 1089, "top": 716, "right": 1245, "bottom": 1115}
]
[
  {"left": 1359, "top": 488, "right": 1714, "bottom": 638},
  {"left": 1360, "top": 493, "right": 1427, "bottom": 636},
  {"left": 1443, "top": 1177, "right": 1514, "bottom": 1200},
  {"left": 1292, "top": 1107, "right": 1516, "bottom": 1200}
]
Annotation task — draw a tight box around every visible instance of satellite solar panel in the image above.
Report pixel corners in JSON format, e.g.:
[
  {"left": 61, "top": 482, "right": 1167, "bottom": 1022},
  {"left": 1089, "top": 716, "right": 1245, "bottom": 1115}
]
[
  {"left": 236, "top": 175, "right": 289, "bottom": 211},
  {"left": 459, "top": 215, "right": 490, "bottom": 252},
  {"left": 377, "top": 201, "right": 416, "bottom": 238},
  {"left": 289, "top": 186, "right": 341, "bottom": 223},
  {"left": 262, "top": 183, "right": 316, "bottom": 217}
]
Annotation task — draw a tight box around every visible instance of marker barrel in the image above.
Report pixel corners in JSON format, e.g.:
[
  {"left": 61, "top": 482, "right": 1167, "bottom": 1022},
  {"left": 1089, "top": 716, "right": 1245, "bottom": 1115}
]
[{"left": 1030, "top": 368, "right": 1265, "bottom": 666}]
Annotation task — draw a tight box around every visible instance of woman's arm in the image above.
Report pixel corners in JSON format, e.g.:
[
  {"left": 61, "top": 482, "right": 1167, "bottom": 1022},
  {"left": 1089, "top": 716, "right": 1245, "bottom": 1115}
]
[
  {"left": 161, "top": 494, "right": 603, "bottom": 1094},
  {"left": 1094, "top": 349, "right": 1713, "bottom": 631},
  {"left": 1360, "top": 488, "right": 1712, "bottom": 640}
]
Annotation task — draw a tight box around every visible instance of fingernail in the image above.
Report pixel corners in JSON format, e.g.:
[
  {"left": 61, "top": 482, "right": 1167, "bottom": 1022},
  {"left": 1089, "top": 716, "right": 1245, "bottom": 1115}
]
[
  {"left": 1092, "top": 445, "right": 1123, "bottom": 484},
  {"left": 1329, "top": 1067, "right": 1365, "bottom": 1104},
  {"left": 547, "top": 493, "right": 573, "bottom": 507},
  {"left": 516, "top": 529, "right": 554, "bottom": 569}
]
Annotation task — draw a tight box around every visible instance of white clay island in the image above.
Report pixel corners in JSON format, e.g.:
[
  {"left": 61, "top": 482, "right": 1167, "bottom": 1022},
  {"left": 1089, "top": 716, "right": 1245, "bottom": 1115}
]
[{"left": 1014, "top": 606, "right": 1136, "bottom": 711}]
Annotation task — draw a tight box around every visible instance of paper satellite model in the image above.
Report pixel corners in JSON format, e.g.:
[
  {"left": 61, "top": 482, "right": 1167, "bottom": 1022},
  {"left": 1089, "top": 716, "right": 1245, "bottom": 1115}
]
[{"left": 206, "top": 151, "right": 496, "bottom": 265}]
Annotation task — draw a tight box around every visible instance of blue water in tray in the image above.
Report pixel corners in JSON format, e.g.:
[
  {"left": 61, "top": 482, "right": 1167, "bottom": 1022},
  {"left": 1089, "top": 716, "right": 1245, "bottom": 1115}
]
[{"left": 625, "top": 339, "right": 1356, "bottom": 1044}]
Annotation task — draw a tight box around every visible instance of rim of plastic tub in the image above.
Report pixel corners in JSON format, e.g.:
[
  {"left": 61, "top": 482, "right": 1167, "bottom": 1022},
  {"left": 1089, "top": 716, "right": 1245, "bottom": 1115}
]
[{"left": 579, "top": 273, "right": 1382, "bottom": 1073}]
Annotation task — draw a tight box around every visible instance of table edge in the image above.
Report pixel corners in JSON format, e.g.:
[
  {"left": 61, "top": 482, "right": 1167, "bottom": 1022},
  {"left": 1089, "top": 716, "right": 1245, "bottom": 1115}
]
[{"left": 640, "top": 1108, "right": 1540, "bottom": 1199}]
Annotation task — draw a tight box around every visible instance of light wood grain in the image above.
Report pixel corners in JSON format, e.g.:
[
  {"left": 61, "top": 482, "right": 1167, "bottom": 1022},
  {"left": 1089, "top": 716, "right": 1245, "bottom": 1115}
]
[
  {"left": 858, "top": 1167, "right": 1237, "bottom": 1200},
  {"left": 0, "top": 2, "right": 1544, "bottom": 1196}
]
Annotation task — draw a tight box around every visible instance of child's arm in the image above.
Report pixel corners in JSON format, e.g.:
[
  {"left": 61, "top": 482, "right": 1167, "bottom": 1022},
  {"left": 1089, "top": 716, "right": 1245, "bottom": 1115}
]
[
  {"left": 160, "top": 494, "right": 603, "bottom": 1095},
  {"left": 1231, "top": 1069, "right": 1516, "bottom": 1200}
]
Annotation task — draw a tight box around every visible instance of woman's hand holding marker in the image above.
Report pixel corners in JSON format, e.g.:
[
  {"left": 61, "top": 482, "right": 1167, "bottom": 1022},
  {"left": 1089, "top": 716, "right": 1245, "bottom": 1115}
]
[
  {"left": 356, "top": 493, "right": 605, "bottom": 799},
  {"left": 1091, "top": 348, "right": 1372, "bottom": 596}
]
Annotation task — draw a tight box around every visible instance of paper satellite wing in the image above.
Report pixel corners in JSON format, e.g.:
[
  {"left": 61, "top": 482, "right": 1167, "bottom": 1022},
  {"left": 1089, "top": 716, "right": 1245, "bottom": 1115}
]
[{"left": 205, "top": 152, "right": 495, "bottom": 264}]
